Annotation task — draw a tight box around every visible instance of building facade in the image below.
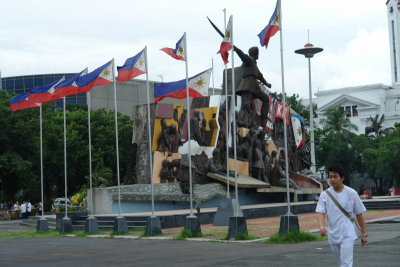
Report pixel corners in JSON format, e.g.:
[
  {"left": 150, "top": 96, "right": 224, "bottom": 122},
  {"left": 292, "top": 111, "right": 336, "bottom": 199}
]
[{"left": 387, "top": 0, "right": 400, "bottom": 86}]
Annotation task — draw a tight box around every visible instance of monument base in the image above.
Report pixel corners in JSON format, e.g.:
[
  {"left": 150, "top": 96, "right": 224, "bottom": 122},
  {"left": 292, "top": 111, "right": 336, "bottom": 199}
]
[
  {"left": 213, "top": 198, "right": 243, "bottom": 226},
  {"left": 36, "top": 217, "right": 49, "bottom": 232},
  {"left": 114, "top": 216, "right": 128, "bottom": 234},
  {"left": 279, "top": 214, "right": 300, "bottom": 235},
  {"left": 59, "top": 217, "right": 72, "bottom": 233},
  {"left": 85, "top": 216, "right": 99, "bottom": 233},
  {"left": 227, "top": 216, "right": 248, "bottom": 239},
  {"left": 145, "top": 216, "right": 162, "bottom": 236},
  {"left": 184, "top": 214, "right": 201, "bottom": 235}
]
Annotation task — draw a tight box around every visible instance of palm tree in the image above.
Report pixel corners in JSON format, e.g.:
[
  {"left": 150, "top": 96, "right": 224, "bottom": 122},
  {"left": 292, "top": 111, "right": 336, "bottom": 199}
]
[
  {"left": 320, "top": 108, "right": 358, "bottom": 138},
  {"left": 365, "top": 114, "right": 385, "bottom": 138}
]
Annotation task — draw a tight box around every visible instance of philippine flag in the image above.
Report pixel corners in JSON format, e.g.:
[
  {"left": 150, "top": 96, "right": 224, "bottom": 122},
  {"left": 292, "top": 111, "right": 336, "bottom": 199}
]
[
  {"left": 10, "top": 92, "right": 39, "bottom": 112},
  {"left": 154, "top": 69, "right": 211, "bottom": 102},
  {"left": 219, "top": 16, "right": 232, "bottom": 64},
  {"left": 291, "top": 114, "right": 305, "bottom": 149},
  {"left": 75, "top": 60, "right": 114, "bottom": 94},
  {"left": 117, "top": 49, "right": 146, "bottom": 82},
  {"left": 51, "top": 69, "right": 88, "bottom": 100},
  {"left": 257, "top": 0, "right": 280, "bottom": 49},
  {"left": 160, "top": 35, "right": 186, "bottom": 61},
  {"left": 27, "top": 77, "right": 65, "bottom": 104}
]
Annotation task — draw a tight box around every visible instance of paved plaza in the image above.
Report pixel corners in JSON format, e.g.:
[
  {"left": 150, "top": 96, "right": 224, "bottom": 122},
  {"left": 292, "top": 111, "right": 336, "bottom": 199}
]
[{"left": 0, "top": 214, "right": 399, "bottom": 266}]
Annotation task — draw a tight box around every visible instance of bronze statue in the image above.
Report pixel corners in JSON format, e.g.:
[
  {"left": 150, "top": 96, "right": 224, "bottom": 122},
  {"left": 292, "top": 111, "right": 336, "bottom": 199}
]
[
  {"left": 157, "top": 119, "right": 169, "bottom": 153},
  {"left": 234, "top": 46, "right": 271, "bottom": 127},
  {"left": 159, "top": 159, "right": 176, "bottom": 183},
  {"left": 190, "top": 111, "right": 207, "bottom": 146}
]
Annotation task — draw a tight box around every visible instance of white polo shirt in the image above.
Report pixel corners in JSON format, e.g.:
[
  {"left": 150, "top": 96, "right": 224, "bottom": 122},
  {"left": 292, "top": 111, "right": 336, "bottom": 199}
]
[{"left": 316, "top": 186, "right": 366, "bottom": 244}]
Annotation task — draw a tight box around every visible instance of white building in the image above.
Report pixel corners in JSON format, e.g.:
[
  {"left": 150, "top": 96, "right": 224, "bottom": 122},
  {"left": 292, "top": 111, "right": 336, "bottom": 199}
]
[{"left": 311, "top": 1, "right": 400, "bottom": 134}]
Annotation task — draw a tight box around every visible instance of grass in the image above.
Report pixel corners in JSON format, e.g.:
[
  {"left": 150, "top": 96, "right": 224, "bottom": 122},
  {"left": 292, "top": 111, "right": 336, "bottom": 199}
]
[
  {"left": 265, "top": 231, "right": 327, "bottom": 244},
  {"left": 225, "top": 232, "right": 259, "bottom": 241},
  {"left": 173, "top": 228, "right": 203, "bottom": 240}
]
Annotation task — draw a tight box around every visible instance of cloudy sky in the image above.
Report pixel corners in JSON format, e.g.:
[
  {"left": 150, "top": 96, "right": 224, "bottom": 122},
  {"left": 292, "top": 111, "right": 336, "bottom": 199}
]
[{"left": 0, "top": 0, "right": 393, "bottom": 99}]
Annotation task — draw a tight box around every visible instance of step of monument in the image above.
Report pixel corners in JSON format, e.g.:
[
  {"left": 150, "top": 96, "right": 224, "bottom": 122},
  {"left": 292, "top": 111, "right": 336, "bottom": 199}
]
[
  {"left": 73, "top": 220, "right": 146, "bottom": 227},
  {"left": 363, "top": 200, "right": 400, "bottom": 209}
]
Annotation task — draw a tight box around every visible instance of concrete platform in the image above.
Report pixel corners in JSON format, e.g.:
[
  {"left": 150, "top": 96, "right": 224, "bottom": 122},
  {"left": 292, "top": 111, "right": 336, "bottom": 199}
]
[{"left": 207, "top": 172, "right": 270, "bottom": 188}]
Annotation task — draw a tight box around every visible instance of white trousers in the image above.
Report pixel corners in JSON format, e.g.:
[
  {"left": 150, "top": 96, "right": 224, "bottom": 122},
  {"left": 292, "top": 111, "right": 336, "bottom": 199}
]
[{"left": 330, "top": 240, "right": 354, "bottom": 267}]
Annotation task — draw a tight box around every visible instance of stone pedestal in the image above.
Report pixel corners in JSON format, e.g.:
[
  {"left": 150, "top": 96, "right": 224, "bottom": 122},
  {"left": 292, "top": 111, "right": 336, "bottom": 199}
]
[
  {"left": 114, "top": 216, "right": 128, "bottom": 234},
  {"left": 59, "top": 217, "right": 72, "bottom": 233},
  {"left": 184, "top": 214, "right": 201, "bottom": 235},
  {"left": 279, "top": 214, "right": 300, "bottom": 235},
  {"left": 213, "top": 198, "right": 243, "bottom": 226},
  {"left": 227, "top": 216, "right": 248, "bottom": 239},
  {"left": 145, "top": 216, "right": 162, "bottom": 236},
  {"left": 85, "top": 216, "right": 99, "bottom": 233},
  {"left": 36, "top": 217, "right": 49, "bottom": 232}
]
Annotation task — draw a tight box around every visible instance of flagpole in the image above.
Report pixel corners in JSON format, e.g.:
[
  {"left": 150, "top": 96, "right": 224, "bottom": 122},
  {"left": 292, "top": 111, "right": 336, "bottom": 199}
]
[
  {"left": 144, "top": 46, "right": 155, "bottom": 217},
  {"left": 63, "top": 97, "right": 68, "bottom": 219},
  {"left": 183, "top": 32, "right": 194, "bottom": 216},
  {"left": 223, "top": 8, "right": 230, "bottom": 199},
  {"left": 278, "top": 0, "right": 292, "bottom": 219},
  {"left": 39, "top": 104, "right": 44, "bottom": 217},
  {"left": 229, "top": 15, "right": 239, "bottom": 217},
  {"left": 111, "top": 59, "right": 123, "bottom": 216},
  {"left": 212, "top": 58, "right": 215, "bottom": 95},
  {"left": 87, "top": 91, "right": 94, "bottom": 216}
]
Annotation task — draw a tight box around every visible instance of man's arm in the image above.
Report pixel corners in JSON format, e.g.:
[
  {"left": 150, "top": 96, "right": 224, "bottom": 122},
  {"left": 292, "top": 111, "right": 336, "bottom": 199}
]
[
  {"left": 233, "top": 46, "right": 250, "bottom": 64},
  {"left": 318, "top": 213, "right": 327, "bottom": 236},
  {"left": 356, "top": 213, "right": 368, "bottom": 247}
]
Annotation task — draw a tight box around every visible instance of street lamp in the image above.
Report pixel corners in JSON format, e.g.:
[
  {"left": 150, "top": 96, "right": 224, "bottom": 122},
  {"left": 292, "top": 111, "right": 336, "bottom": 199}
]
[{"left": 295, "top": 42, "right": 323, "bottom": 174}]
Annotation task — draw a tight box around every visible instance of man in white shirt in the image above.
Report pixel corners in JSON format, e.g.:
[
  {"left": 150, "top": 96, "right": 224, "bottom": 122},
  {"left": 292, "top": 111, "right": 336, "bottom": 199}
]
[
  {"left": 20, "top": 201, "right": 27, "bottom": 219},
  {"left": 316, "top": 164, "right": 368, "bottom": 267},
  {"left": 27, "top": 201, "right": 32, "bottom": 217}
]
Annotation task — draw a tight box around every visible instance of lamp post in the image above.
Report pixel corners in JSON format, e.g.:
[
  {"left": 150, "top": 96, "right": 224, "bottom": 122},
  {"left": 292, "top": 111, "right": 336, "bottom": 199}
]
[{"left": 295, "top": 42, "right": 323, "bottom": 174}]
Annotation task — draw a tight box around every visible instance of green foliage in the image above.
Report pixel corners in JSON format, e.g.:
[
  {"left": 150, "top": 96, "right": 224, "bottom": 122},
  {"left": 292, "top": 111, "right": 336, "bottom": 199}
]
[
  {"left": 228, "top": 232, "right": 258, "bottom": 240},
  {"left": 0, "top": 90, "right": 133, "bottom": 203},
  {"left": 266, "top": 231, "right": 327, "bottom": 243},
  {"left": 177, "top": 228, "right": 203, "bottom": 239}
]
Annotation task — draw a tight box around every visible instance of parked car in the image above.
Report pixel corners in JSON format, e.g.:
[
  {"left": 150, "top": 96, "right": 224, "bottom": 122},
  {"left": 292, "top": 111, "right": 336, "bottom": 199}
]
[{"left": 51, "top": 198, "right": 72, "bottom": 212}]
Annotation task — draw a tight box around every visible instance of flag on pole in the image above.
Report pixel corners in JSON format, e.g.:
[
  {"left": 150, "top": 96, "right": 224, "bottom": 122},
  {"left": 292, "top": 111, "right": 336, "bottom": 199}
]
[
  {"left": 117, "top": 49, "right": 146, "bottom": 82},
  {"left": 75, "top": 60, "right": 114, "bottom": 94},
  {"left": 10, "top": 92, "right": 39, "bottom": 112},
  {"left": 291, "top": 114, "right": 305, "bottom": 149},
  {"left": 51, "top": 69, "right": 88, "bottom": 100},
  {"left": 257, "top": 0, "right": 280, "bottom": 49},
  {"left": 219, "top": 16, "right": 233, "bottom": 64},
  {"left": 160, "top": 35, "right": 186, "bottom": 61},
  {"left": 154, "top": 69, "right": 211, "bottom": 102},
  {"left": 27, "top": 77, "right": 65, "bottom": 104}
]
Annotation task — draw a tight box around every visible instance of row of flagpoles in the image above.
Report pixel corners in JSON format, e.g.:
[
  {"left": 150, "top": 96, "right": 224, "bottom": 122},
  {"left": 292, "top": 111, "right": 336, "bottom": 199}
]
[{"left": 7, "top": 0, "right": 286, "bottom": 224}]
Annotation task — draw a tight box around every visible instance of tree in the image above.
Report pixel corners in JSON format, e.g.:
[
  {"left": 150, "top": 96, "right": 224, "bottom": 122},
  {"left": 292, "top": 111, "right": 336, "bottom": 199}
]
[
  {"left": 365, "top": 114, "right": 385, "bottom": 138},
  {"left": 320, "top": 108, "right": 358, "bottom": 141}
]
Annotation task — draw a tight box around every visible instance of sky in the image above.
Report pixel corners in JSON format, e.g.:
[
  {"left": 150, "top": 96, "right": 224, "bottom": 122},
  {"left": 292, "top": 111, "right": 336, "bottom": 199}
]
[{"left": 0, "top": 0, "right": 393, "bottom": 99}]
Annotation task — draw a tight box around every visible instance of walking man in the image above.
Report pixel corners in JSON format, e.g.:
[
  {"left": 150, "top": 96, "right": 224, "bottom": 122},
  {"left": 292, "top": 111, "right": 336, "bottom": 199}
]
[{"left": 316, "top": 164, "right": 368, "bottom": 267}]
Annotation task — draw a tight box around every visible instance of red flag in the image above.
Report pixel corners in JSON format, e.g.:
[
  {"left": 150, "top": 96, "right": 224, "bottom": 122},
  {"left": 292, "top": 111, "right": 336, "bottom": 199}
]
[{"left": 160, "top": 35, "right": 186, "bottom": 61}]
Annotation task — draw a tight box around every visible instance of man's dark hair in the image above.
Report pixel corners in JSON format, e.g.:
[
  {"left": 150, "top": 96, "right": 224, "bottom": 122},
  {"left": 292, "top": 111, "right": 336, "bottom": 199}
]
[{"left": 327, "top": 164, "right": 345, "bottom": 178}]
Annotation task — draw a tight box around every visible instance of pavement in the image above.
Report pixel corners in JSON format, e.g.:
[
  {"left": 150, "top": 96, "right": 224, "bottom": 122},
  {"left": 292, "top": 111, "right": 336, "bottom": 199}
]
[{"left": 0, "top": 210, "right": 399, "bottom": 266}]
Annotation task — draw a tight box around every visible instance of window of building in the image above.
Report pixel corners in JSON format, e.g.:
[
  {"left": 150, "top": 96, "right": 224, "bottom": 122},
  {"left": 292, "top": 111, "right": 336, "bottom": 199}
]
[{"left": 339, "top": 105, "right": 358, "bottom": 117}]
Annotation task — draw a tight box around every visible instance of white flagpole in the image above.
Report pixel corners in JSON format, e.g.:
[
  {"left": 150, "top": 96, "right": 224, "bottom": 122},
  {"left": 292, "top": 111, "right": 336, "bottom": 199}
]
[
  {"left": 87, "top": 91, "right": 94, "bottom": 216},
  {"left": 39, "top": 104, "right": 44, "bottom": 217},
  {"left": 278, "top": 0, "right": 292, "bottom": 220},
  {"left": 223, "top": 8, "right": 230, "bottom": 198},
  {"left": 63, "top": 97, "right": 68, "bottom": 218},
  {"left": 144, "top": 47, "right": 155, "bottom": 217},
  {"left": 212, "top": 58, "right": 215, "bottom": 95},
  {"left": 112, "top": 59, "right": 122, "bottom": 216},
  {"left": 183, "top": 32, "right": 194, "bottom": 216},
  {"left": 229, "top": 15, "right": 239, "bottom": 216}
]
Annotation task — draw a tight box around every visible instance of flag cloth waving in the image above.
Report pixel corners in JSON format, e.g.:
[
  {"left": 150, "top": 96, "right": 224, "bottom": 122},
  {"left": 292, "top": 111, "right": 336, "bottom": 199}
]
[
  {"left": 10, "top": 92, "right": 39, "bottom": 112},
  {"left": 154, "top": 69, "right": 211, "bottom": 102},
  {"left": 258, "top": 0, "right": 280, "bottom": 49},
  {"left": 219, "top": 16, "right": 232, "bottom": 64},
  {"left": 75, "top": 60, "right": 114, "bottom": 94},
  {"left": 117, "top": 49, "right": 146, "bottom": 82},
  {"left": 160, "top": 35, "right": 186, "bottom": 61},
  {"left": 27, "top": 77, "right": 65, "bottom": 104},
  {"left": 51, "top": 69, "right": 88, "bottom": 100}
]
